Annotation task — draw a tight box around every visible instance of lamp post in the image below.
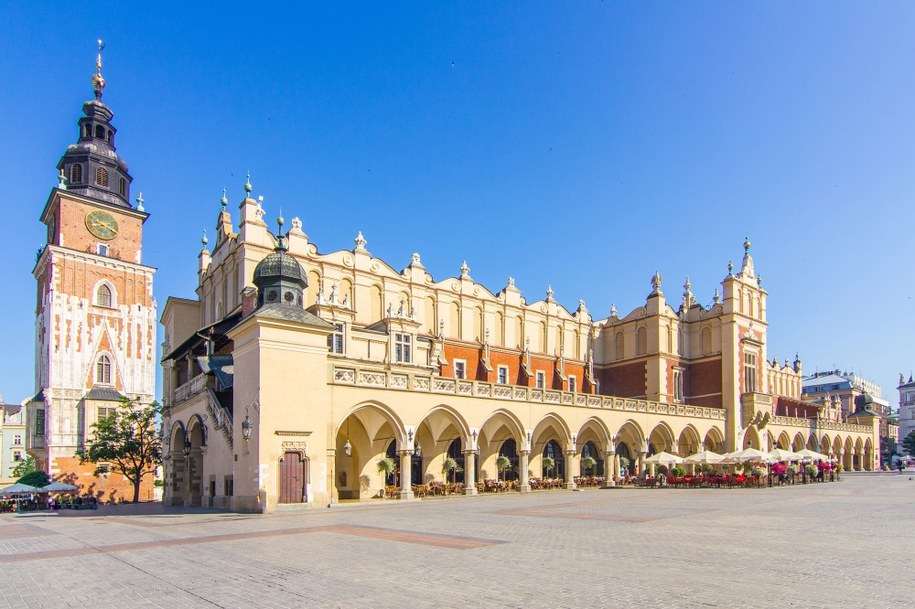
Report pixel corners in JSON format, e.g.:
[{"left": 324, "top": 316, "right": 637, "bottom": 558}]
[{"left": 241, "top": 415, "right": 252, "bottom": 441}]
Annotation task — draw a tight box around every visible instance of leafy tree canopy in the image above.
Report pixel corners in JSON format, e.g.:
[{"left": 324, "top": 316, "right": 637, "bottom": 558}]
[
  {"left": 903, "top": 431, "right": 915, "bottom": 456},
  {"left": 11, "top": 455, "right": 36, "bottom": 480},
  {"left": 18, "top": 470, "right": 49, "bottom": 487},
  {"left": 78, "top": 397, "right": 161, "bottom": 503}
]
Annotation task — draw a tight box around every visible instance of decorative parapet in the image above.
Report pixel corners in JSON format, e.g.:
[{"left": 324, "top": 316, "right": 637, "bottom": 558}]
[
  {"left": 769, "top": 414, "right": 872, "bottom": 434},
  {"left": 330, "top": 364, "right": 726, "bottom": 421}
]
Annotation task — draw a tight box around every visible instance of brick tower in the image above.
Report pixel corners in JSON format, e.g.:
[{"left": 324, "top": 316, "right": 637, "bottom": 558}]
[{"left": 28, "top": 44, "right": 156, "bottom": 501}]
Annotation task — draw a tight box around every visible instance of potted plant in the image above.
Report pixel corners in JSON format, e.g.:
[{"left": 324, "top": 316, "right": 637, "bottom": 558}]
[
  {"left": 542, "top": 456, "right": 555, "bottom": 479},
  {"left": 671, "top": 466, "right": 686, "bottom": 478},
  {"left": 442, "top": 457, "right": 462, "bottom": 484},
  {"left": 496, "top": 455, "right": 511, "bottom": 481},
  {"left": 581, "top": 455, "right": 597, "bottom": 476},
  {"left": 377, "top": 457, "right": 396, "bottom": 495}
]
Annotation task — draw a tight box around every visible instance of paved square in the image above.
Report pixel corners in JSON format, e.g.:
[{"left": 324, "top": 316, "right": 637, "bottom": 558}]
[{"left": 0, "top": 473, "right": 911, "bottom": 608}]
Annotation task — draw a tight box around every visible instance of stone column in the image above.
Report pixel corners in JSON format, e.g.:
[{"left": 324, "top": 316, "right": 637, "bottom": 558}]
[
  {"left": 398, "top": 450, "right": 414, "bottom": 500},
  {"left": 519, "top": 450, "right": 531, "bottom": 492},
  {"left": 564, "top": 450, "right": 577, "bottom": 489},
  {"left": 463, "top": 450, "right": 478, "bottom": 495},
  {"left": 603, "top": 451, "right": 615, "bottom": 487},
  {"left": 639, "top": 450, "right": 648, "bottom": 477}
]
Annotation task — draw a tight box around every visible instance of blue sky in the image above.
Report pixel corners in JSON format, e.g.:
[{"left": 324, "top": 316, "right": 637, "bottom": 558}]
[{"left": 2, "top": 3, "right": 914, "bottom": 405}]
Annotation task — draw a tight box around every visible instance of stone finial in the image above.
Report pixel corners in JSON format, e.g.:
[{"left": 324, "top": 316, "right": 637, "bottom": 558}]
[
  {"left": 412, "top": 252, "right": 421, "bottom": 265},
  {"left": 650, "top": 271, "right": 663, "bottom": 296},
  {"left": 135, "top": 192, "right": 145, "bottom": 211},
  {"left": 220, "top": 188, "right": 228, "bottom": 209},
  {"left": 727, "top": 260, "right": 734, "bottom": 277},
  {"left": 201, "top": 230, "right": 208, "bottom": 249},
  {"left": 508, "top": 277, "right": 515, "bottom": 287},
  {"left": 546, "top": 285, "right": 554, "bottom": 300},
  {"left": 291, "top": 217, "right": 302, "bottom": 231},
  {"left": 460, "top": 260, "right": 470, "bottom": 277},
  {"left": 355, "top": 231, "right": 367, "bottom": 250},
  {"left": 610, "top": 303, "right": 618, "bottom": 317},
  {"left": 244, "top": 172, "right": 253, "bottom": 197},
  {"left": 713, "top": 288, "right": 721, "bottom": 305}
]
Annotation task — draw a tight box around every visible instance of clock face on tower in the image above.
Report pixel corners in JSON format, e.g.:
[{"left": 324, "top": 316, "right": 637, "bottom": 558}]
[{"left": 85, "top": 209, "right": 119, "bottom": 240}]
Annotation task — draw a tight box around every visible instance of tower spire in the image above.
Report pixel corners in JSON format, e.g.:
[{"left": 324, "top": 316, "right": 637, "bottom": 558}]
[{"left": 92, "top": 39, "right": 106, "bottom": 100}]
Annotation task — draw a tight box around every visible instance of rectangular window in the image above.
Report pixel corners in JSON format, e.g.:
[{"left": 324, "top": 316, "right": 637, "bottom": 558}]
[
  {"left": 454, "top": 360, "right": 466, "bottom": 380},
  {"left": 536, "top": 371, "right": 545, "bottom": 389},
  {"left": 12, "top": 451, "right": 21, "bottom": 462},
  {"left": 673, "top": 368, "right": 683, "bottom": 402},
  {"left": 98, "top": 407, "right": 116, "bottom": 420},
  {"left": 97, "top": 463, "right": 111, "bottom": 475},
  {"left": 34, "top": 410, "right": 45, "bottom": 436},
  {"left": 744, "top": 352, "right": 758, "bottom": 393},
  {"left": 497, "top": 366, "right": 509, "bottom": 385},
  {"left": 224, "top": 476, "right": 234, "bottom": 496},
  {"left": 394, "top": 333, "right": 412, "bottom": 363},
  {"left": 328, "top": 323, "right": 345, "bottom": 354},
  {"left": 97, "top": 244, "right": 109, "bottom": 257},
  {"left": 13, "top": 435, "right": 21, "bottom": 446},
  {"left": 569, "top": 375, "right": 577, "bottom": 393}
]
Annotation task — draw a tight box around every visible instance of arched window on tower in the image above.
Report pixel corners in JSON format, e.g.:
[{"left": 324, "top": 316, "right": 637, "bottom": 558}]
[
  {"left": 636, "top": 326, "right": 647, "bottom": 355},
  {"left": 96, "top": 355, "right": 112, "bottom": 385},
  {"left": 96, "top": 284, "right": 112, "bottom": 308},
  {"left": 95, "top": 125, "right": 105, "bottom": 139},
  {"left": 96, "top": 167, "right": 109, "bottom": 187},
  {"left": 70, "top": 164, "right": 82, "bottom": 184}
]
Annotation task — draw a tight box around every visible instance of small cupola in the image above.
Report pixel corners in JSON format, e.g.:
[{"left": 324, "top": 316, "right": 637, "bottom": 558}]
[{"left": 252, "top": 215, "right": 308, "bottom": 308}]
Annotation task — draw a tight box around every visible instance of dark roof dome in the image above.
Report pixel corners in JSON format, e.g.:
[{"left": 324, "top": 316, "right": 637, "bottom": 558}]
[{"left": 253, "top": 248, "right": 307, "bottom": 288}]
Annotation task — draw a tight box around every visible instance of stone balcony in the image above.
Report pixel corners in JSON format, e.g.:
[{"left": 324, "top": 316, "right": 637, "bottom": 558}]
[{"left": 330, "top": 363, "right": 726, "bottom": 421}]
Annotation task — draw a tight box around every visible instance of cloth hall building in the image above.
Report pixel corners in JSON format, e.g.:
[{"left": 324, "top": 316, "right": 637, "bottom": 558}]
[{"left": 161, "top": 188, "right": 879, "bottom": 512}]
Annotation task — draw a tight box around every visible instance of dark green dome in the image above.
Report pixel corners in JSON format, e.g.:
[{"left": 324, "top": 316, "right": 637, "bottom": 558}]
[{"left": 252, "top": 250, "right": 307, "bottom": 288}]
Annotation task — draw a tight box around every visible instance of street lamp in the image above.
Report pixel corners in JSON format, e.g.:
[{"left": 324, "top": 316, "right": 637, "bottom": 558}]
[
  {"left": 241, "top": 415, "right": 252, "bottom": 441},
  {"left": 182, "top": 437, "right": 191, "bottom": 457}
]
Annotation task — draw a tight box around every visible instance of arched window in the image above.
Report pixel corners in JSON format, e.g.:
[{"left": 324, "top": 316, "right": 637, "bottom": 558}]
[
  {"left": 615, "top": 332, "right": 624, "bottom": 360},
  {"left": 119, "top": 178, "right": 126, "bottom": 196},
  {"left": 636, "top": 327, "right": 647, "bottom": 355},
  {"left": 96, "top": 284, "right": 112, "bottom": 308},
  {"left": 96, "top": 167, "right": 109, "bottom": 187},
  {"left": 95, "top": 125, "right": 105, "bottom": 139},
  {"left": 70, "top": 164, "right": 82, "bottom": 184},
  {"left": 96, "top": 354, "right": 112, "bottom": 385},
  {"left": 701, "top": 327, "right": 712, "bottom": 356}
]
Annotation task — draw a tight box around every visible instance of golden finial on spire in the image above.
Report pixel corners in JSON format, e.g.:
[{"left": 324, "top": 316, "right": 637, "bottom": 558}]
[{"left": 92, "top": 39, "right": 106, "bottom": 100}]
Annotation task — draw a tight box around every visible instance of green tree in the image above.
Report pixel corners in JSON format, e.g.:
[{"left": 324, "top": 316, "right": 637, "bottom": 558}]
[
  {"left": 903, "top": 431, "right": 915, "bottom": 456},
  {"left": 11, "top": 454, "right": 36, "bottom": 480},
  {"left": 78, "top": 397, "right": 161, "bottom": 503},
  {"left": 18, "top": 470, "right": 49, "bottom": 487}
]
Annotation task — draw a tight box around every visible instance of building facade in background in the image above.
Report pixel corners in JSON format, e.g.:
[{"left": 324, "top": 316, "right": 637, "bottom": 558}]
[
  {"left": 898, "top": 374, "right": 915, "bottom": 451},
  {"left": 0, "top": 400, "right": 27, "bottom": 484},
  {"left": 161, "top": 189, "right": 880, "bottom": 512},
  {"left": 802, "top": 370, "right": 894, "bottom": 461},
  {"left": 26, "top": 52, "right": 156, "bottom": 502}
]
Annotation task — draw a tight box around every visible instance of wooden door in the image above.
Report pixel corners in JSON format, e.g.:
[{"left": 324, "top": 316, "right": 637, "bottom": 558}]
[{"left": 279, "top": 451, "right": 306, "bottom": 503}]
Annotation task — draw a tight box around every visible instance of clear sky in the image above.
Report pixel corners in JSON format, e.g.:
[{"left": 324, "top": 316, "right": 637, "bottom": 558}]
[{"left": 2, "top": 3, "right": 914, "bottom": 406}]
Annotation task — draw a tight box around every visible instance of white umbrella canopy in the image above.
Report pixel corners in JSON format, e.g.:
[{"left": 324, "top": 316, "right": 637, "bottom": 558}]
[
  {"left": 644, "top": 451, "right": 683, "bottom": 465},
  {"left": 683, "top": 450, "right": 725, "bottom": 464},
  {"left": 0, "top": 483, "right": 42, "bottom": 496},
  {"left": 723, "top": 448, "right": 772, "bottom": 463},
  {"left": 767, "top": 448, "right": 800, "bottom": 461},
  {"left": 795, "top": 448, "right": 829, "bottom": 461},
  {"left": 42, "top": 481, "right": 79, "bottom": 492}
]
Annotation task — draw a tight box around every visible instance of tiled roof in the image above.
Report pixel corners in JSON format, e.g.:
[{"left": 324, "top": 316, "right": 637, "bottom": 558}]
[
  {"left": 83, "top": 386, "right": 123, "bottom": 401},
  {"left": 251, "top": 304, "right": 335, "bottom": 328}
]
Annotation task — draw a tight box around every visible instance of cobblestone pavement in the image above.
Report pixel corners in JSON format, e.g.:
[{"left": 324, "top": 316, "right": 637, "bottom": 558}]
[{"left": 0, "top": 472, "right": 912, "bottom": 608}]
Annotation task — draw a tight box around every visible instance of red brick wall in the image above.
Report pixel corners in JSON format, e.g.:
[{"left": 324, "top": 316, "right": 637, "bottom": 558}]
[
  {"left": 598, "top": 361, "right": 647, "bottom": 397},
  {"left": 53, "top": 456, "right": 155, "bottom": 503},
  {"left": 442, "top": 344, "right": 589, "bottom": 391},
  {"left": 685, "top": 359, "right": 722, "bottom": 408}
]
